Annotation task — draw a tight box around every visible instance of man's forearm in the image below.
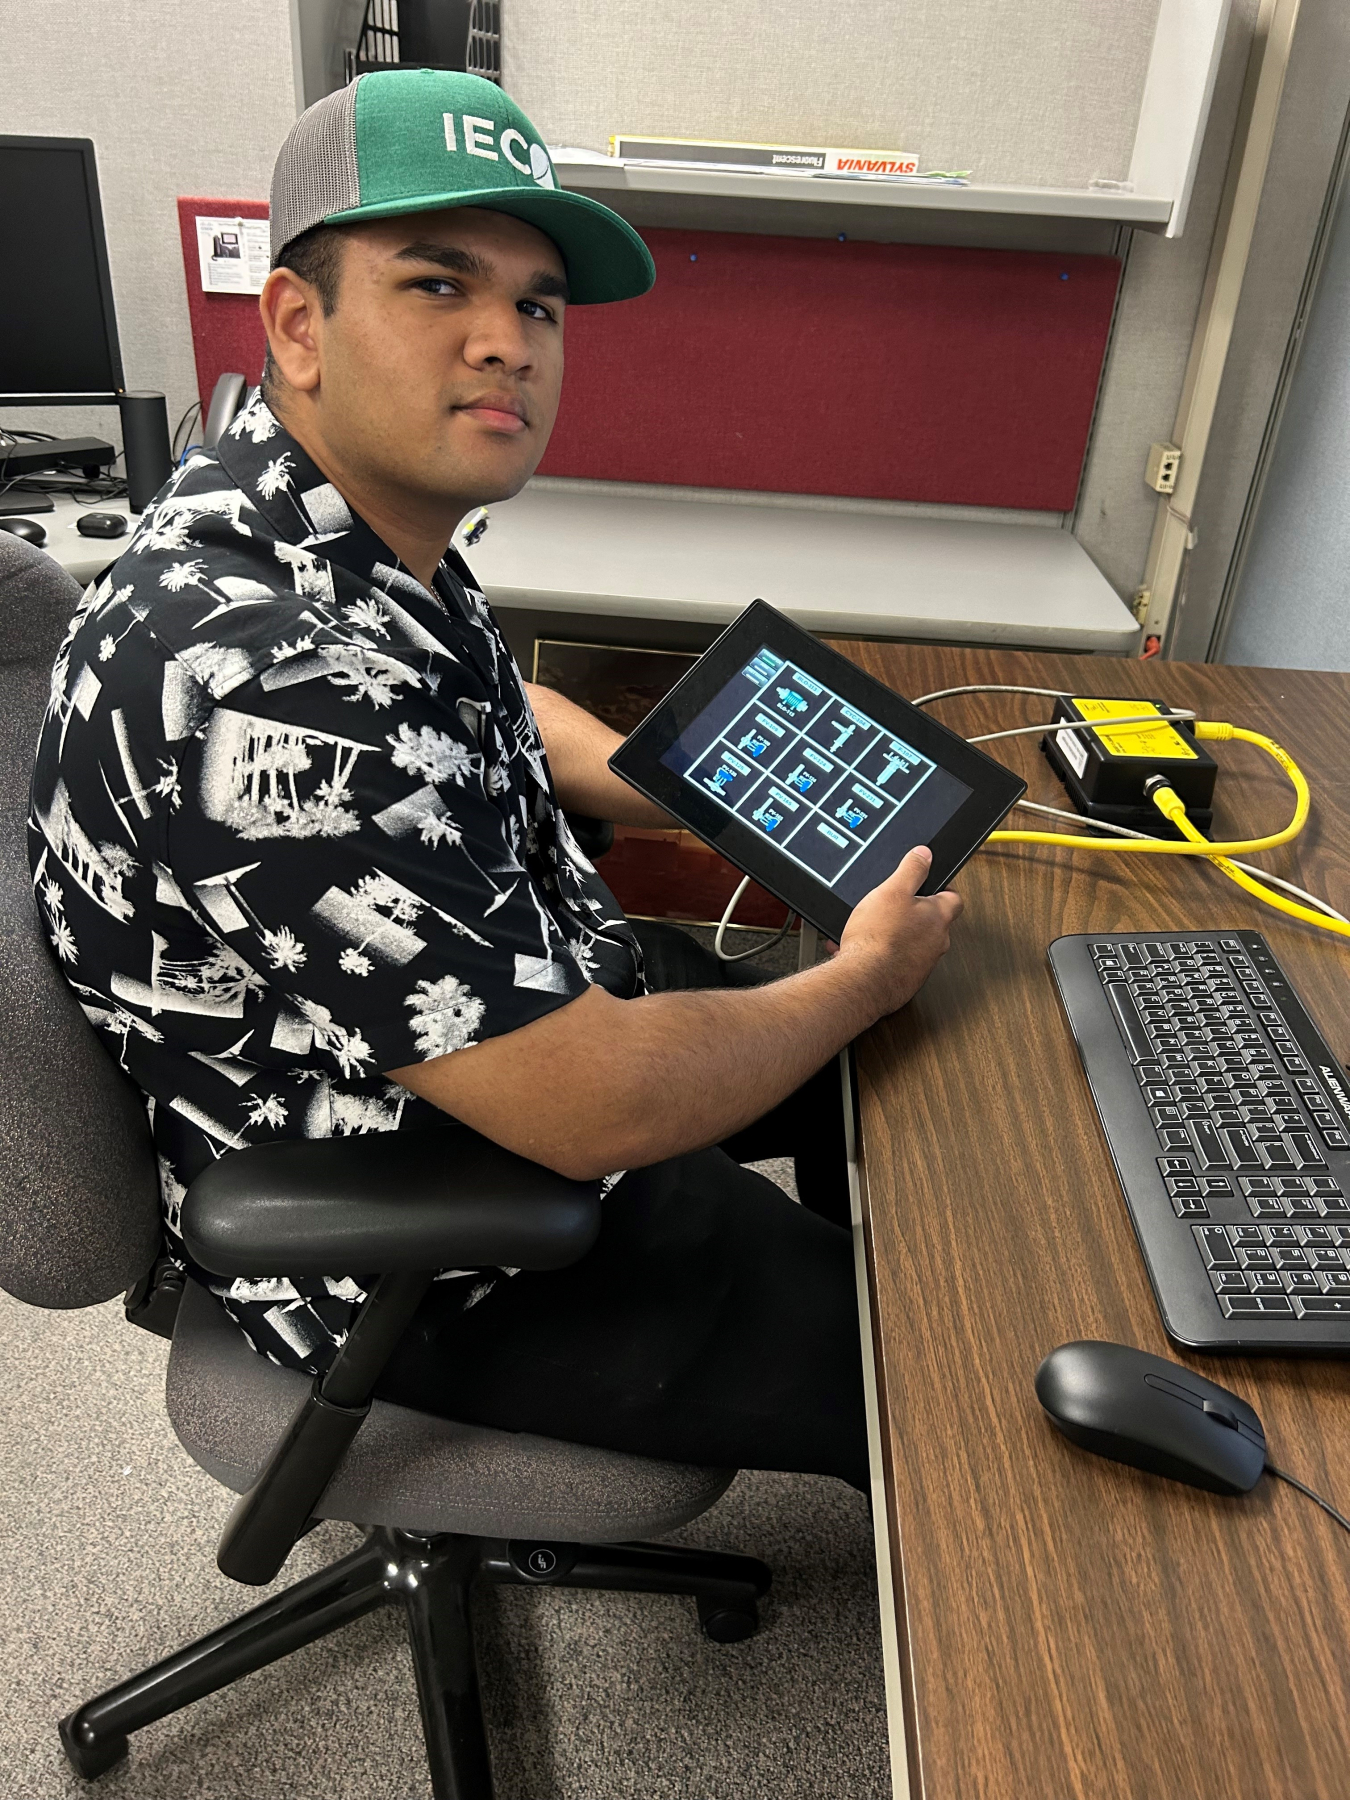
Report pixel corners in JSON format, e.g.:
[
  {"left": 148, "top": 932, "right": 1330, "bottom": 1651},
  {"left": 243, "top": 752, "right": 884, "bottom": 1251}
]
[
  {"left": 525, "top": 680, "right": 673, "bottom": 827},
  {"left": 392, "top": 949, "right": 882, "bottom": 1181}
]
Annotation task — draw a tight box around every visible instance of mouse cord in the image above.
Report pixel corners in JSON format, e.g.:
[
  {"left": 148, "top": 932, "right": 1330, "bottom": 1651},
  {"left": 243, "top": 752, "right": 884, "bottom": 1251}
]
[{"left": 1264, "top": 1461, "right": 1350, "bottom": 1537}]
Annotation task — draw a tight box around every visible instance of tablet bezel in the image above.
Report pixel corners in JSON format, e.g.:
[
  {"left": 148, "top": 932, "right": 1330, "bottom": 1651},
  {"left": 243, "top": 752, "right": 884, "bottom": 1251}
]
[{"left": 606, "top": 600, "right": 1027, "bottom": 941}]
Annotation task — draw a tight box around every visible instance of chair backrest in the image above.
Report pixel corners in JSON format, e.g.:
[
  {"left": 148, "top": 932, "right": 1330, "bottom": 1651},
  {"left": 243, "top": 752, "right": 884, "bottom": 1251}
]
[{"left": 0, "top": 533, "right": 160, "bottom": 1309}]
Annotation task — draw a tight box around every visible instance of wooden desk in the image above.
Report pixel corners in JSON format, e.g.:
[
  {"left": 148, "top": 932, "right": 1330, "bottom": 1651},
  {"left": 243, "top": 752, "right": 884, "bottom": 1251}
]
[{"left": 830, "top": 641, "right": 1350, "bottom": 1800}]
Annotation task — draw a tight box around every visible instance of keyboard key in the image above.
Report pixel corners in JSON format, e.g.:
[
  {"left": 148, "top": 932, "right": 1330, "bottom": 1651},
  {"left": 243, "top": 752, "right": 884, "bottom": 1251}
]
[
  {"left": 1105, "top": 982, "right": 1155, "bottom": 1062},
  {"left": 1283, "top": 1271, "right": 1320, "bottom": 1293},
  {"left": 1273, "top": 1247, "right": 1308, "bottom": 1267},
  {"left": 1221, "top": 1294, "right": 1294, "bottom": 1317},
  {"left": 1295, "top": 1295, "right": 1350, "bottom": 1317},
  {"left": 1322, "top": 1271, "right": 1350, "bottom": 1293},
  {"left": 1221, "top": 1127, "right": 1261, "bottom": 1169},
  {"left": 1287, "top": 1131, "right": 1326, "bottom": 1169},
  {"left": 1301, "top": 1225, "right": 1335, "bottom": 1244},
  {"left": 1247, "top": 1192, "right": 1287, "bottom": 1219},
  {"left": 1295, "top": 1076, "right": 1321, "bottom": 1094},
  {"left": 1266, "top": 1226, "right": 1299, "bottom": 1243},
  {"left": 1159, "top": 1127, "right": 1193, "bottom": 1155},
  {"left": 1240, "top": 1247, "right": 1275, "bottom": 1269},
  {"left": 1286, "top": 1194, "right": 1320, "bottom": 1218},
  {"left": 1195, "top": 1226, "right": 1238, "bottom": 1267},
  {"left": 1308, "top": 1177, "right": 1344, "bottom": 1197},
  {"left": 1312, "top": 1111, "right": 1338, "bottom": 1129},
  {"left": 1202, "top": 1176, "right": 1233, "bottom": 1198},
  {"left": 1321, "top": 1194, "right": 1350, "bottom": 1216},
  {"left": 1325, "top": 1130, "right": 1348, "bottom": 1150},
  {"left": 1188, "top": 1119, "right": 1230, "bottom": 1168},
  {"left": 1307, "top": 1249, "right": 1345, "bottom": 1270},
  {"left": 1250, "top": 1271, "right": 1285, "bottom": 1294},
  {"left": 1230, "top": 1225, "right": 1264, "bottom": 1245},
  {"left": 1259, "top": 1139, "right": 1297, "bottom": 1171}
]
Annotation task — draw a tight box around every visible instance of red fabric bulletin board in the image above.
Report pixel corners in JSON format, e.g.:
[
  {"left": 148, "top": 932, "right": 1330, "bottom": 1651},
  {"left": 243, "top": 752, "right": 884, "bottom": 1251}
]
[
  {"left": 176, "top": 208, "right": 1119, "bottom": 512},
  {"left": 176, "top": 198, "right": 270, "bottom": 418},
  {"left": 539, "top": 230, "right": 1121, "bottom": 511}
]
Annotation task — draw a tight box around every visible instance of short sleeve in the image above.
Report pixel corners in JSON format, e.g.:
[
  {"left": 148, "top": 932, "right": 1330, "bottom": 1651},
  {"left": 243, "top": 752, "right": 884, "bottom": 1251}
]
[{"left": 169, "top": 670, "right": 592, "bottom": 1075}]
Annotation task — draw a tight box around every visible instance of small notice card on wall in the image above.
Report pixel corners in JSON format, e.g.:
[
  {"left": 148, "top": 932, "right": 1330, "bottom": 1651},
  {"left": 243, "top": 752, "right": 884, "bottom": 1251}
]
[{"left": 195, "top": 215, "right": 271, "bottom": 295}]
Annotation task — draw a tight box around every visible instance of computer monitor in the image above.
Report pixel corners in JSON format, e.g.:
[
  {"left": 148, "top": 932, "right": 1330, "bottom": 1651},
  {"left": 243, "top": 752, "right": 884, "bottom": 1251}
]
[{"left": 0, "top": 135, "right": 124, "bottom": 406}]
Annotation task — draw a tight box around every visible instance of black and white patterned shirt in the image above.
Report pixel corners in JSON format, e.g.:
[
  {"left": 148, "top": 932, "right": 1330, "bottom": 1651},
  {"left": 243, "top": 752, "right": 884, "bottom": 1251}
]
[{"left": 29, "top": 393, "right": 642, "bottom": 1373}]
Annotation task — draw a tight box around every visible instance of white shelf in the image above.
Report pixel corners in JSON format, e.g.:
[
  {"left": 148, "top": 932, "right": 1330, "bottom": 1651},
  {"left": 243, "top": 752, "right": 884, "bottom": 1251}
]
[
  {"left": 554, "top": 156, "right": 1175, "bottom": 231},
  {"left": 467, "top": 484, "right": 1141, "bottom": 655}
]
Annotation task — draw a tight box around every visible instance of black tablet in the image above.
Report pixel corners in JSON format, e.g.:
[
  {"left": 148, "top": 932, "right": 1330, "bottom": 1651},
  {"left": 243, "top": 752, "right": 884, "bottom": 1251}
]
[{"left": 607, "top": 601, "right": 1026, "bottom": 941}]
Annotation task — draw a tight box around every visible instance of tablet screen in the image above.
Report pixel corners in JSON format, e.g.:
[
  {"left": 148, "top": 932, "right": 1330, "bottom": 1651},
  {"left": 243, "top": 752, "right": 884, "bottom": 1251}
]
[
  {"left": 659, "top": 644, "right": 974, "bottom": 908},
  {"left": 608, "top": 600, "right": 1025, "bottom": 940}
]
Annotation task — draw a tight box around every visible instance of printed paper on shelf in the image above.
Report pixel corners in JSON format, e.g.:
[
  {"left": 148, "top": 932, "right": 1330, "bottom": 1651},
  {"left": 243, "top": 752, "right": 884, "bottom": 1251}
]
[
  {"left": 196, "top": 215, "right": 271, "bottom": 295},
  {"left": 610, "top": 136, "right": 921, "bottom": 178}
]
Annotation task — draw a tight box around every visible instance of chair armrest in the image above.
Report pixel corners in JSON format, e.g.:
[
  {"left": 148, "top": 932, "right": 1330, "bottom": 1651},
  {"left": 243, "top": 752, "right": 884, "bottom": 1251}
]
[
  {"left": 181, "top": 1123, "right": 601, "bottom": 1279},
  {"left": 190, "top": 1125, "right": 602, "bottom": 1587}
]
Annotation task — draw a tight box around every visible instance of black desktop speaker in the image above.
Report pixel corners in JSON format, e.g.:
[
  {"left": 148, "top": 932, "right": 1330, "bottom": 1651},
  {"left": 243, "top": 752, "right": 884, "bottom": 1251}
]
[{"left": 119, "top": 391, "right": 172, "bottom": 512}]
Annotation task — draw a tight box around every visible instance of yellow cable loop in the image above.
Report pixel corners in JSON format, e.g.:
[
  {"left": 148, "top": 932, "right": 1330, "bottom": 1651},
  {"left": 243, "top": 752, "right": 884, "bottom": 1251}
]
[
  {"left": 1148, "top": 780, "right": 1350, "bottom": 941},
  {"left": 987, "top": 722, "right": 1311, "bottom": 857}
]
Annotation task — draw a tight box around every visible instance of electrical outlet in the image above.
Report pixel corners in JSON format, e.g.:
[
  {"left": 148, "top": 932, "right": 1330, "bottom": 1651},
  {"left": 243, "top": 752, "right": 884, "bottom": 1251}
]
[
  {"left": 1145, "top": 442, "right": 1181, "bottom": 494},
  {"left": 1132, "top": 586, "right": 1151, "bottom": 624}
]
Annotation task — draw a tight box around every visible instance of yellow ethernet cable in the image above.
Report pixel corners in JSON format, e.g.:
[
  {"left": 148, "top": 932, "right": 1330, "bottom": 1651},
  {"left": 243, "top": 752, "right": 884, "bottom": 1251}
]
[{"left": 1146, "top": 776, "right": 1350, "bottom": 942}]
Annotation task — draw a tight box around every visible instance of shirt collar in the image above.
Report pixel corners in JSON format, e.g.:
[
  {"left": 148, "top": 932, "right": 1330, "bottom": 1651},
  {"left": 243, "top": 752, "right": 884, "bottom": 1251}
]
[{"left": 214, "top": 390, "right": 480, "bottom": 612}]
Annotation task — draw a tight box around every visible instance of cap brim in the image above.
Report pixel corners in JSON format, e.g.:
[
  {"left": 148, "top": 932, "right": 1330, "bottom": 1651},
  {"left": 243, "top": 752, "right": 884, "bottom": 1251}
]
[{"left": 323, "top": 184, "right": 655, "bottom": 305}]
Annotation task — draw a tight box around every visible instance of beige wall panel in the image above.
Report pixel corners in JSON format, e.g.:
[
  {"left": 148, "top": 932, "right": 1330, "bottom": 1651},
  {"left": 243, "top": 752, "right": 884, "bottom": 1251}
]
[
  {"left": 1072, "top": 0, "right": 1257, "bottom": 606},
  {"left": 1170, "top": 0, "right": 1350, "bottom": 659},
  {"left": 505, "top": 0, "right": 1158, "bottom": 189}
]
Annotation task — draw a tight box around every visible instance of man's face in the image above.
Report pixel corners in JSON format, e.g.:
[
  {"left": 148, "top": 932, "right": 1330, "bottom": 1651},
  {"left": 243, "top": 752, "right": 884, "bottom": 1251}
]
[{"left": 286, "top": 207, "right": 568, "bottom": 512}]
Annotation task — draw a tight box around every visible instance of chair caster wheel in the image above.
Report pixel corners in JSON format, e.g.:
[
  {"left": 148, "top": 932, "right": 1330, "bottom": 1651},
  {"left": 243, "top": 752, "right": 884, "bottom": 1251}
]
[
  {"left": 697, "top": 1596, "right": 759, "bottom": 1642},
  {"left": 59, "top": 1712, "right": 128, "bottom": 1780}
]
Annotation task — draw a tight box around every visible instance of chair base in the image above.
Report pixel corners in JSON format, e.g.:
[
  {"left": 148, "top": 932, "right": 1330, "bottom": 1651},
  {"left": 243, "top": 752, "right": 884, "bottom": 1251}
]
[{"left": 58, "top": 1525, "right": 772, "bottom": 1798}]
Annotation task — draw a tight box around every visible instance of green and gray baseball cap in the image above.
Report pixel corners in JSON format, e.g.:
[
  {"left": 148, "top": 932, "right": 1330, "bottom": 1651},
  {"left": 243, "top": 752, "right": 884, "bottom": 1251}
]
[{"left": 269, "top": 69, "right": 655, "bottom": 304}]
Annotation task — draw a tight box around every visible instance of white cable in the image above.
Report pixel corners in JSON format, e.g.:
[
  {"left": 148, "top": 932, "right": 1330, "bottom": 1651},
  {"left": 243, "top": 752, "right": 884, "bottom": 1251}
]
[
  {"left": 967, "top": 711, "right": 1195, "bottom": 746},
  {"left": 714, "top": 874, "right": 797, "bottom": 962},
  {"left": 1009, "top": 798, "right": 1350, "bottom": 923},
  {"left": 913, "top": 683, "right": 1075, "bottom": 707}
]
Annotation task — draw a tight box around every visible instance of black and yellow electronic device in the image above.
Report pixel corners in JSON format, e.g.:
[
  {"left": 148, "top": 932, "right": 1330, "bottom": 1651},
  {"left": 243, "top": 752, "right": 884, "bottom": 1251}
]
[{"left": 1041, "top": 696, "right": 1217, "bottom": 837}]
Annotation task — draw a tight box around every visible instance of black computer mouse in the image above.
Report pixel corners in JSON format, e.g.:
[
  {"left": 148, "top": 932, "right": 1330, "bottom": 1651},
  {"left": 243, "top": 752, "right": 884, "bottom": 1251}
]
[
  {"left": 76, "top": 511, "right": 128, "bottom": 539},
  {"left": 0, "top": 516, "right": 47, "bottom": 547},
  {"left": 1035, "top": 1340, "right": 1266, "bottom": 1496}
]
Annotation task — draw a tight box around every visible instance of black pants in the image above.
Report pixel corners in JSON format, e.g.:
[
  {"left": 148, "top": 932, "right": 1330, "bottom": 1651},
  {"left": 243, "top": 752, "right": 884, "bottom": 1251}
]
[{"left": 376, "top": 922, "right": 869, "bottom": 1491}]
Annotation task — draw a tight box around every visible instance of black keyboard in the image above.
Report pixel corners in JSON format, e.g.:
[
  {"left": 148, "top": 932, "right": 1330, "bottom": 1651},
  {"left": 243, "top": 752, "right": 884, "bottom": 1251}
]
[{"left": 1050, "top": 931, "right": 1350, "bottom": 1351}]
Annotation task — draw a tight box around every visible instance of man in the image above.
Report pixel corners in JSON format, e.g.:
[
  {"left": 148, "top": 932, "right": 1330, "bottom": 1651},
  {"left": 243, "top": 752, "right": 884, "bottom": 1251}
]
[{"left": 30, "top": 71, "right": 960, "bottom": 1493}]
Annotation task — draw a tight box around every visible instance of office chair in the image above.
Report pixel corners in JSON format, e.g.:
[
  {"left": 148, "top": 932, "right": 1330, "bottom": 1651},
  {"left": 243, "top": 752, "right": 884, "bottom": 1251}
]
[{"left": 0, "top": 533, "right": 769, "bottom": 1799}]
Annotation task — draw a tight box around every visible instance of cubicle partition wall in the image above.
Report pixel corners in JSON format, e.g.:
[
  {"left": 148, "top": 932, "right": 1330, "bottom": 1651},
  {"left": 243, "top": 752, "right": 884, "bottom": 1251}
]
[{"left": 538, "top": 229, "right": 1120, "bottom": 510}]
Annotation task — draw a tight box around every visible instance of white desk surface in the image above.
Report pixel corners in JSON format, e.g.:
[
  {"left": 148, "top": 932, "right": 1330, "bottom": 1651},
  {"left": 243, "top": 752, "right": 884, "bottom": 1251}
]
[
  {"left": 466, "top": 484, "right": 1141, "bottom": 654},
  {"left": 20, "top": 496, "right": 136, "bottom": 589}
]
